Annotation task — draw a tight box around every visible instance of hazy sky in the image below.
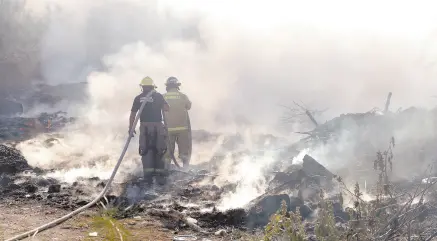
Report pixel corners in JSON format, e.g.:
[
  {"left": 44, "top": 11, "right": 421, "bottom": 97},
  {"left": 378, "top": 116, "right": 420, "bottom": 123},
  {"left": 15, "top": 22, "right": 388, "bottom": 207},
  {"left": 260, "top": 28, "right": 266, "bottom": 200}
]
[{"left": 24, "top": 0, "right": 437, "bottom": 130}]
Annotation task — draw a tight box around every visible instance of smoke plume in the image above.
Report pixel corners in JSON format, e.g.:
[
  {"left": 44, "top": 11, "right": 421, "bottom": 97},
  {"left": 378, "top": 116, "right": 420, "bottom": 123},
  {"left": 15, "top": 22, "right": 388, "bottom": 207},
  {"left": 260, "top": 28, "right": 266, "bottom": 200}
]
[{"left": 11, "top": 0, "right": 437, "bottom": 208}]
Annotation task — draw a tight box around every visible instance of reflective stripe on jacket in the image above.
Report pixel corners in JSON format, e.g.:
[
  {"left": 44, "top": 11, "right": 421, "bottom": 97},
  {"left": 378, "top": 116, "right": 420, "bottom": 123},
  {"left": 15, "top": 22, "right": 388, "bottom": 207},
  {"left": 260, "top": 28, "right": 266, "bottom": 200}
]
[{"left": 143, "top": 168, "right": 168, "bottom": 174}]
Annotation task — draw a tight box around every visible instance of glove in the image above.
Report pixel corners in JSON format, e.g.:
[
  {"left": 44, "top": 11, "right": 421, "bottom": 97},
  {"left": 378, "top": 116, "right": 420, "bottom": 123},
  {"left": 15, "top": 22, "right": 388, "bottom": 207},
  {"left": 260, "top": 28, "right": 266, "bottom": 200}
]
[{"left": 129, "top": 129, "right": 136, "bottom": 137}]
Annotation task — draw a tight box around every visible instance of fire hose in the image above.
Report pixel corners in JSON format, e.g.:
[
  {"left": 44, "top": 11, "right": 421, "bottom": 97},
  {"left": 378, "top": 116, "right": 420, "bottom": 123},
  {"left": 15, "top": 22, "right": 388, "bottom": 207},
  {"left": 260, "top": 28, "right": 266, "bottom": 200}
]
[{"left": 5, "top": 90, "right": 156, "bottom": 241}]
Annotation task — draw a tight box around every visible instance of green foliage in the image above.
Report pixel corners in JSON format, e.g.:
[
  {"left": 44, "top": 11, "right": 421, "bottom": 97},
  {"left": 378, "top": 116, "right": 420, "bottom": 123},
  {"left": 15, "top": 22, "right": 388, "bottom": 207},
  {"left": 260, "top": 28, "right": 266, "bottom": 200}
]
[
  {"left": 263, "top": 200, "right": 306, "bottom": 241},
  {"left": 315, "top": 191, "right": 340, "bottom": 241},
  {"left": 87, "top": 208, "right": 132, "bottom": 241}
]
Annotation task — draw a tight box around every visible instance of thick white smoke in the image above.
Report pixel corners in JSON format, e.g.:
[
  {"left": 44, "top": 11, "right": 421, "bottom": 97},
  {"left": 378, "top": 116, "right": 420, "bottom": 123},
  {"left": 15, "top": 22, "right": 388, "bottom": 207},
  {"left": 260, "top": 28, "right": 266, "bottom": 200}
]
[
  {"left": 25, "top": 0, "right": 437, "bottom": 127},
  {"left": 15, "top": 0, "right": 437, "bottom": 208}
]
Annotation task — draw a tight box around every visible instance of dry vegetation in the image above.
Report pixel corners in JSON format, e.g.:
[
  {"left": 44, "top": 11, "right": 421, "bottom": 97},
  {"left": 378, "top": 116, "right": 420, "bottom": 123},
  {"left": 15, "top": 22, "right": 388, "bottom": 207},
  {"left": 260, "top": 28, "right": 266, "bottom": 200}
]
[{"left": 260, "top": 138, "right": 437, "bottom": 241}]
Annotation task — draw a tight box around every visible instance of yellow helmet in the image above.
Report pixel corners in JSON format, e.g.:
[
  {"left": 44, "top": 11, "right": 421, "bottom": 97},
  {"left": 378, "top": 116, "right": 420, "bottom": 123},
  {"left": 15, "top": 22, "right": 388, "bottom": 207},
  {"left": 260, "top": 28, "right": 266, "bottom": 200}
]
[{"left": 139, "top": 76, "right": 156, "bottom": 87}]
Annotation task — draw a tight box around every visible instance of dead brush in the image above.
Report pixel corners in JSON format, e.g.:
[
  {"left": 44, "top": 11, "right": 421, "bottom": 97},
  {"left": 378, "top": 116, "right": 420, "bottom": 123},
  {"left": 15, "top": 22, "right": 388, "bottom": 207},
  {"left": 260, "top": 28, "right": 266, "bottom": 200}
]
[
  {"left": 338, "top": 137, "right": 437, "bottom": 241},
  {"left": 263, "top": 137, "right": 437, "bottom": 241}
]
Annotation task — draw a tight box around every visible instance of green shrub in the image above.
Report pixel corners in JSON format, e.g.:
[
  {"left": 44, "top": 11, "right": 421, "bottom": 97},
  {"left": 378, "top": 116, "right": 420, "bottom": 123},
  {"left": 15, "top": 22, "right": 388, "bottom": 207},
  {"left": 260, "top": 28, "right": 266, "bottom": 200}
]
[
  {"left": 315, "top": 191, "right": 340, "bottom": 241},
  {"left": 263, "top": 200, "right": 306, "bottom": 241}
]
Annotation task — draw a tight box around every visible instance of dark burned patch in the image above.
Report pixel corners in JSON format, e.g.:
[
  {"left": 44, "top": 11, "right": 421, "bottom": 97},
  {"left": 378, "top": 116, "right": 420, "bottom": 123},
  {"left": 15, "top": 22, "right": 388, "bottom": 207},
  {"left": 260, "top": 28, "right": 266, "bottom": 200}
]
[
  {"left": 192, "top": 208, "right": 247, "bottom": 228},
  {"left": 177, "top": 186, "right": 203, "bottom": 198},
  {"left": 114, "top": 204, "right": 146, "bottom": 219}
]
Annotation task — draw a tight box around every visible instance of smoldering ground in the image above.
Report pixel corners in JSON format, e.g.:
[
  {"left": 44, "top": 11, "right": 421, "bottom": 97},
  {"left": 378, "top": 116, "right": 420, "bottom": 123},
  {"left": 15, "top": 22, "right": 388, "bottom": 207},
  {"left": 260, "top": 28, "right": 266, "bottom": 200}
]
[{"left": 4, "top": 0, "right": 437, "bottom": 209}]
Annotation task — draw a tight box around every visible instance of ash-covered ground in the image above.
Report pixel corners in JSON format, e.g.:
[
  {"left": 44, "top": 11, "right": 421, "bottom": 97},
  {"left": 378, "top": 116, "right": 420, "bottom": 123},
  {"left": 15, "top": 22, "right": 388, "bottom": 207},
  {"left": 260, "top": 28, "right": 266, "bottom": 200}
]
[{"left": 2, "top": 103, "right": 437, "bottom": 240}]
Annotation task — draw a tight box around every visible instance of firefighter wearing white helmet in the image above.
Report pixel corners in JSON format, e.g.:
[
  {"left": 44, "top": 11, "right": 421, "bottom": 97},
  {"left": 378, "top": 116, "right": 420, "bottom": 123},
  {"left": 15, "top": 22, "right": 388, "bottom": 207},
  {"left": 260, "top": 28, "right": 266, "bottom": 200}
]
[
  {"left": 129, "top": 76, "right": 170, "bottom": 186},
  {"left": 163, "top": 76, "right": 192, "bottom": 168}
]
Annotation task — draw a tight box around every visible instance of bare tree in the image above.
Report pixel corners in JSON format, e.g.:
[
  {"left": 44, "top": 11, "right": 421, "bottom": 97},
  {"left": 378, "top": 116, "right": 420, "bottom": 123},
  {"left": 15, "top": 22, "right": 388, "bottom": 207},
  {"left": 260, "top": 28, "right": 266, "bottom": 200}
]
[{"left": 280, "top": 100, "right": 327, "bottom": 131}]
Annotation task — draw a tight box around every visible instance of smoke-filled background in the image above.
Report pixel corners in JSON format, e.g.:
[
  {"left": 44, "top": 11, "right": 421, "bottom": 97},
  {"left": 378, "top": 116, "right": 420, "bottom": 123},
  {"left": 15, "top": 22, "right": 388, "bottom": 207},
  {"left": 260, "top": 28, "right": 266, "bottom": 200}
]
[
  {"left": 3, "top": 0, "right": 437, "bottom": 208},
  {"left": 5, "top": 0, "right": 437, "bottom": 125}
]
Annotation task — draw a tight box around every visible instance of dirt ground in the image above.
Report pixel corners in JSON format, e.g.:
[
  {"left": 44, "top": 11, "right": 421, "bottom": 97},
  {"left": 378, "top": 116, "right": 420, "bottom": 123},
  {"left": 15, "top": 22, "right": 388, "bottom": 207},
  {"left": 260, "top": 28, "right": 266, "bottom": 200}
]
[
  {"left": 0, "top": 201, "right": 202, "bottom": 241},
  {"left": 0, "top": 201, "right": 257, "bottom": 241}
]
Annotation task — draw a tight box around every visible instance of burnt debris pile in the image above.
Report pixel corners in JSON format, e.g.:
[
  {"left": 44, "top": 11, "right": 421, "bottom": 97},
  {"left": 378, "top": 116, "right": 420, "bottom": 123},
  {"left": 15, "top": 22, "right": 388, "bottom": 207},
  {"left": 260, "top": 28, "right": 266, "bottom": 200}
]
[
  {"left": 0, "top": 143, "right": 97, "bottom": 209},
  {"left": 0, "top": 144, "right": 31, "bottom": 174},
  {"left": 298, "top": 107, "right": 437, "bottom": 149},
  {"left": 3, "top": 93, "right": 437, "bottom": 239},
  {"left": 0, "top": 111, "right": 74, "bottom": 141},
  {"left": 108, "top": 154, "right": 343, "bottom": 234}
]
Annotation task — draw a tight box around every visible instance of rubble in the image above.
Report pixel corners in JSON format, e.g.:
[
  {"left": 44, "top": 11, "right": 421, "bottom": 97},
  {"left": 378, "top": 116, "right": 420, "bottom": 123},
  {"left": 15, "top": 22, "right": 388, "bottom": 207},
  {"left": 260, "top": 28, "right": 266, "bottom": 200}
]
[
  {"left": 48, "top": 184, "right": 61, "bottom": 193},
  {"left": 246, "top": 194, "right": 311, "bottom": 228},
  {"left": 214, "top": 229, "right": 226, "bottom": 236},
  {"left": 0, "top": 111, "right": 74, "bottom": 141},
  {"left": 24, "top": 184, "right": 38, "bottom": 193},
  {"left": 3, "top": 99, "right": 437, "bottom": 240},
  {"left": 0, "top": 144, "right": 31, "bottom": 174},
  {"left": 23, "top": 82, "right": 88, "bottom": 108}
]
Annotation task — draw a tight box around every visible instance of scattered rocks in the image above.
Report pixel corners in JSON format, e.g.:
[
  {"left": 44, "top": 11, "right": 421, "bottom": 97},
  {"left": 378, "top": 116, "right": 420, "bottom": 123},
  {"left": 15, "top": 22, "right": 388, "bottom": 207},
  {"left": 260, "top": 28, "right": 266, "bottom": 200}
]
[
  {"left": 36, "top": 178, "right": 57, "bottom": 187},
  {"left": 24, "top": 184, "right": 38, "bottom": 193},
  {"left": 214, "top": 229, "right": 227, "bottom": 236},
  {"left": 48, "top": 184, "right": 61, "bottom": 193}
]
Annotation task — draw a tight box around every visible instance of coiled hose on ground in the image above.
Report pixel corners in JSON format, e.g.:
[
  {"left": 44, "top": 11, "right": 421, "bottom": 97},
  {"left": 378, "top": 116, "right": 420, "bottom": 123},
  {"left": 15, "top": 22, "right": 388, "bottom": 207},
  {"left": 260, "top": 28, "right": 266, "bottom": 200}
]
[{"left": 5, "top": 90, "right": 156, "bottom": 241}]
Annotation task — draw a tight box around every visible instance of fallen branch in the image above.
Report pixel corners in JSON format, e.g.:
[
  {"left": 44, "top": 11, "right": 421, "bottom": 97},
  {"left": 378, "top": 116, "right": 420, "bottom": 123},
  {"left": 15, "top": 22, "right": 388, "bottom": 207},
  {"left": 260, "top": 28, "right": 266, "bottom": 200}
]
[
  {"left": 305, "top": 110, "right": 318, "bottom": 126},
  {"left": 384, "top": 92, "right": 392, "bottom": 113}
]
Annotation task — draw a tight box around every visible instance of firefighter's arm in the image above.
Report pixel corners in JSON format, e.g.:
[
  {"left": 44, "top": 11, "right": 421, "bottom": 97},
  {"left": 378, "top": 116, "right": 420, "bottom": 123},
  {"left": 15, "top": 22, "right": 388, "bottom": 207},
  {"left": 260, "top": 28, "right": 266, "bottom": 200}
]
[
  {"left": 163, "top": 101, "right": 170, "bottom": 112},
  {"left": 185, "top": 94, "right": 192, "bottom": 110}
]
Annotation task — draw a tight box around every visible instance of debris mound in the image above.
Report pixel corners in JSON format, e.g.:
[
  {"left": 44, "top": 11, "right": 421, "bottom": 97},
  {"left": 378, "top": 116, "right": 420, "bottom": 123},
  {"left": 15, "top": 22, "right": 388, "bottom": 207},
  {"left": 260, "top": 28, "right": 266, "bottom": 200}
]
[
  {"left": 0, "top": 111, "right": 74, "bottom": 141},
  {"left": 0, "top": 144, "right": 31, "bottom": 174}
]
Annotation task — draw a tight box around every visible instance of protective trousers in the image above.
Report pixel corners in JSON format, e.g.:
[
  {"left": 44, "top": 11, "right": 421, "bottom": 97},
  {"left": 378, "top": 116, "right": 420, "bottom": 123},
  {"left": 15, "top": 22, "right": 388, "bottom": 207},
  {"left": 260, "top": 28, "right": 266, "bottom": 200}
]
[
  {"left": 139, "top": 122, "right": 168, "bottom": 186},
  {"left": 166, "top": 129, "right": 192, "bottom": 167}
]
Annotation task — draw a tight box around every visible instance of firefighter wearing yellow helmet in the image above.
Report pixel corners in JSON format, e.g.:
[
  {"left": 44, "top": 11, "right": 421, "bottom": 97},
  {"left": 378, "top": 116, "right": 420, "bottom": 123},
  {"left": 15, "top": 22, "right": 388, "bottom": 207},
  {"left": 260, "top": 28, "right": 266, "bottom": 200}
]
[
  {"left": 163, "top": 76, "right": 192, "bottom": 168},
  {"left": 129, "top": 76, "right": 170, "bottom": 186}
]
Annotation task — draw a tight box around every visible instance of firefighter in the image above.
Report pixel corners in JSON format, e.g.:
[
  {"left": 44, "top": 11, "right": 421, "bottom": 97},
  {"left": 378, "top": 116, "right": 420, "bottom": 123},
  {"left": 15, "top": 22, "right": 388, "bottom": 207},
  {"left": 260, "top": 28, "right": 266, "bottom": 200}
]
[
  {"left": 163, "top": 76, "right": 192, "bottom": 168},
  {"left": 129, "top": 76, "right": 170, "bottom": 186}
]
